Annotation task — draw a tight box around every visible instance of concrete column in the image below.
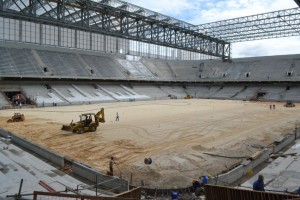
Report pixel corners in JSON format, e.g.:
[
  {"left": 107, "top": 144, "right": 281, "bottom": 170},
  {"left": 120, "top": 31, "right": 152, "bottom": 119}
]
[
  {"left": 58, "top": 27, "right": 61, "bottom": 46},
  {"left": 39, "top": 23, "right": 43, "bottom": 45},
  {"left": 104, "top": 35, "right": 107, "bottom": 52},
  {"left": 19, "top": 20, "right": 22, "bottom": 42},
  {"left": 116, "top": 37, "right": 119, "bottom": 53},
  {"left": 74, "top": 29, "right": 77, "bottom": 48},
  {"left": 90, "top": 32, "right": 92, "bottom": 50}
]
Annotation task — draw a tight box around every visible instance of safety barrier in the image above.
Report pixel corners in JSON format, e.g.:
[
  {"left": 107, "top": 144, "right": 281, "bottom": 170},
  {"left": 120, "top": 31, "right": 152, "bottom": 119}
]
[
  {"left": 33, "top": 187, "right": 141, "bottom": 200},
  {"left": 72, "top": 161, "right": 129, "bottom": 193},
  {"left": 204, "top": 184, "right": 298, "bottom": 200},
  {"left": 141, "top": 186, "right": 193, "bottom": 198}
]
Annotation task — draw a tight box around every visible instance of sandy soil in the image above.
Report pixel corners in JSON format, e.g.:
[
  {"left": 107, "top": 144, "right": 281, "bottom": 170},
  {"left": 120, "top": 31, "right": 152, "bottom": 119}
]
[{"left": 0, "top": 99, "right": 299, "bottom": 188}]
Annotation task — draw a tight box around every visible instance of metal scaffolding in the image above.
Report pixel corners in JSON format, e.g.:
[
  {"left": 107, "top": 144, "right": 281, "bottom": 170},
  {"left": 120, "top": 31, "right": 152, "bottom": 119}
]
[
  {"left": 0, "top": 0, "right": 230, "bottom": 60},
  {"left": 196, "top": 7, "right": 300, "bottom": 43}
]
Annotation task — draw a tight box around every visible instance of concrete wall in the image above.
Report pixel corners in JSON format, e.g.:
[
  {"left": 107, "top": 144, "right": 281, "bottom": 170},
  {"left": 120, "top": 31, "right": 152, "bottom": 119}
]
[
  {"left": 211, "top": 129, "right": 300, "bottom": 185},
  {"left": 72, "top": 161, "right": 128, "bottom": 193},
  {"left": 272, "top": 134, "right": 295, "bottom": 154},
  {"left": 0, "top": 128, "right": 64, "bottom": 167},
  {"left": 212, "top": 149, "right": 271, "bottom": 185}
]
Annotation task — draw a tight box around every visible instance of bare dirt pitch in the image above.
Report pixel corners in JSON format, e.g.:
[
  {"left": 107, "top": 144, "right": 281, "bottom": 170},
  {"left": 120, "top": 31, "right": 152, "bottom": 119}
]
[{"left": 1, "top": 99, "right": 299, "bottom": 188}]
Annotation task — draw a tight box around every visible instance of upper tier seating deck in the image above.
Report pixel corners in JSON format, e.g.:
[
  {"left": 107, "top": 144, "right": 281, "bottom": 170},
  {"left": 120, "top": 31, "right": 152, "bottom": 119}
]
[
  {"left": 80, "top": 54, "right": 126, "bottom": 79},
  {"left": 0, "top": 47, "right": 41, "bottom": 76},
  {"left": 0, "top": 44, "right": 300, "bottom": 83},
  {"left": 37, "top": 51, "right": 91, "bottom": 77}
]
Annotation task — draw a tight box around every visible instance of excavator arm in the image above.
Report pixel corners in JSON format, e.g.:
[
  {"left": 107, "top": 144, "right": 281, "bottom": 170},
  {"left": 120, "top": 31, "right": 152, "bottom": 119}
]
[{"left": 95, "top": 108, "right": 105, "bottom": 126}]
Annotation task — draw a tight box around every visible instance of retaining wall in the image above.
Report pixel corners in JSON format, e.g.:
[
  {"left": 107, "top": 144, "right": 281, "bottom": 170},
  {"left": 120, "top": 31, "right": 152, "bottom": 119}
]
[
  {"left": 72, "top": 161, "right": 128, "bottom": 193},
  {"left": 211, "top": 129, "right": 300, "bottom": 186},
  {"left": 212, "top": 149, "right": 271, "bottom": 185},
  {"left": 0, "top": 128, "right": 128, "bottom": 193},
  {"left": 272, "top": 133, "right": 295, "bottom": 154},
  {"left": 0, "top": 128, "right": 64, "bottom": 167}
]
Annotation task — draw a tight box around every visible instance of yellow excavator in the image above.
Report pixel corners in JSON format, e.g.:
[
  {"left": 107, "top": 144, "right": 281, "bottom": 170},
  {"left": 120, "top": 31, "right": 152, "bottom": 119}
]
[
  {"left": 61, "top": 108, "right": 105, "bottom": 134},
  {"left": 7, "top": 113, "right": 25, "bottom": 123},
  {"left": 184, "top": 95, "right": 193, "bottom": 99}
]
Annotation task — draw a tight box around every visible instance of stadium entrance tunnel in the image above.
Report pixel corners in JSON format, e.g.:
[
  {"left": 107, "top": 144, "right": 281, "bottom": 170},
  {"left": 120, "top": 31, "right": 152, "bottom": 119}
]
[
  {"left": 251, "top": 91, "right": 267, "bottom": 101},
  {"left": 3, "top": 91, "right": 25, "bottom": 105}
]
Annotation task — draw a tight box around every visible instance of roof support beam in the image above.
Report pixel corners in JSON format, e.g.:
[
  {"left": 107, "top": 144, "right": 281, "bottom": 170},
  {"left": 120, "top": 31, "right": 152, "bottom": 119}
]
[
  {"left": 196, "top": 7, "right": 300, "bottom": 43},
  {"left": 1, "top": 0, "right": 229, "bottom": 59}
]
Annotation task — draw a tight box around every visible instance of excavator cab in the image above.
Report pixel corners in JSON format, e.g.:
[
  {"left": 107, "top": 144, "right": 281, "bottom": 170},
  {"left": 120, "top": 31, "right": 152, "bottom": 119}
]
[{"left": 61, "top": 108, "right": 105, "bottom": 134}]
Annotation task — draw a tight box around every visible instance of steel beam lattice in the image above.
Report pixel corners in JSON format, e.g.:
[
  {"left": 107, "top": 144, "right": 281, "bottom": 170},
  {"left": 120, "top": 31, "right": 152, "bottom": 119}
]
[
  {"left": 0, "top": 0, "right": 230, "bottom": 59},
  {"left": 196, "top": 7, "right": 300, "bottom": 43}
]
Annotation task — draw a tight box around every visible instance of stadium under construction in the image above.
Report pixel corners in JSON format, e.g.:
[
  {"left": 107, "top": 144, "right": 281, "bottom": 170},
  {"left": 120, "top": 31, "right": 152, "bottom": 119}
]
[{"left": 1, "top": 0, "right": 300, "bottom": 199}]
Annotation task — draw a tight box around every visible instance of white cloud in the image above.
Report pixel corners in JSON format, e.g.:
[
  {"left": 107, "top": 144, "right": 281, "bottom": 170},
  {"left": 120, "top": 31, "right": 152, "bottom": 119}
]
[
  {"left": 124, "top": 0, "right": 300, "bottom": 58},
  {"left": 191, "top": 0, "right": 297, "bottom": 24},
  {"left": 233, "top": 37, "right": 300, "bottom": 58}
]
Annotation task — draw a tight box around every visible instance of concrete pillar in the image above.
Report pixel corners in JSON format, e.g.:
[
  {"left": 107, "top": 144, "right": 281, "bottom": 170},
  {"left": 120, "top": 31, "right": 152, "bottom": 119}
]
[
  {"left": 39, "top": 23, "right": 43, "bottom": 45},
  {"left": 74, "top": 29, "right": 77, "bottom": 48},
  {"left": 58, "top": 26, "right": 61, "bottom": 46},
  {"left": 19, "top": 20, "right": 22, "bottom": 42},
  {"left": 90, "top": 32, "right": 92, "bottom": 50}
]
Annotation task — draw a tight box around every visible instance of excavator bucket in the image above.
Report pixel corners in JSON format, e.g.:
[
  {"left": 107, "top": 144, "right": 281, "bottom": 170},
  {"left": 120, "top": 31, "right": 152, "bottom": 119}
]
[
  {"left": 7, "top": 119, "right": 13, "bottom": 123},
  {"left": 61, "top": 120, "right": 73, "bottom": 131},
  {"left": 61, "top": 125, "right": 72, "bottom": 131}
]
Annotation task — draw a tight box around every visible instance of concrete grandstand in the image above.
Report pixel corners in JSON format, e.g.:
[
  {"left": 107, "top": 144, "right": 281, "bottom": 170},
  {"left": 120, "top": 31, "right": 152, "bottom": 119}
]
[
  {"left": 1, "top": 42, "right": 300, "bottom": 107},
  {"left": 1, "top": 0, "right": 300, "bottom": 199}
]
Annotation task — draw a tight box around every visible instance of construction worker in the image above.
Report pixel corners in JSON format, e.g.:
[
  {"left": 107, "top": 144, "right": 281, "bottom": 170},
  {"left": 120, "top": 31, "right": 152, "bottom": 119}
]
[
  {"left": 86, "top": 115, "right": 92, "bottom": 125},
  {"left": 109, "top": 157, "right": 116, "bottom": 176},
  {"left": 200, "top": 175, "right": 209, "bottom": 185},
  {"left": 253, "top": 175, "right": 265, "bottom": 191},
  {"left": 170, "top": 189, "right": 180, "bottom": 200},
  {"left": 116, "top": 112, "right": 119, "bottom": 121},
  {"left": 192, "top": 178, "right": 201, "bottom": 197}
]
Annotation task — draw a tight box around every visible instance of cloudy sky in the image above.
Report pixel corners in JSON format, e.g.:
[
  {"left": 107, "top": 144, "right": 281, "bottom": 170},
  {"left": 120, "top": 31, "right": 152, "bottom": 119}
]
[{"left": 124, "top": 0, "right": 300, "bottom": 58}]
